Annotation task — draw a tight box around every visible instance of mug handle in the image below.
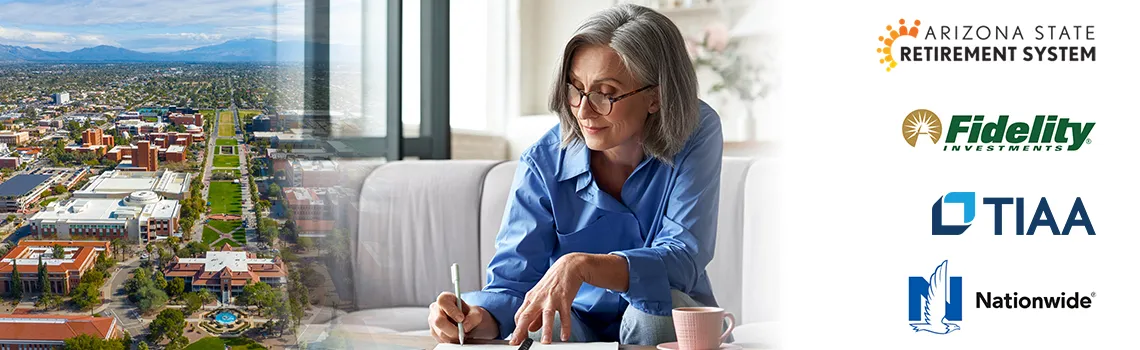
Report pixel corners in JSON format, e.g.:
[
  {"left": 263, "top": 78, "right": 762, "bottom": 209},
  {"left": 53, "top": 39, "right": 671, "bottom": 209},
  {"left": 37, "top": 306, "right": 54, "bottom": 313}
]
[{"left": 720, "top": 312, "right": 736, "bottom": 343}]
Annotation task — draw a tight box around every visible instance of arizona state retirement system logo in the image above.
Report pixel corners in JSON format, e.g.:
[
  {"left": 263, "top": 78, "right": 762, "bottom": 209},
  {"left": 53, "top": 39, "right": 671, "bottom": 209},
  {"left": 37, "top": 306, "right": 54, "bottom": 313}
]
[
  {"left": 877, "top": 19, "right": 922, "bottom": 72},
  {"left": 876, "top": 19, "right": 1097, "bottom": 72},
  {"left": 901, "top": 109, "right": 1094, "bottom": 152}
]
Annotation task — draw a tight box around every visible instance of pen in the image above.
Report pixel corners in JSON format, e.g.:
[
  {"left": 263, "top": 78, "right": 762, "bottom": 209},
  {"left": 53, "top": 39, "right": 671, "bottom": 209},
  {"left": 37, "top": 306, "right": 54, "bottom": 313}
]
[{"left": 451, "top": 263, "right": 465, "bottom": 345}]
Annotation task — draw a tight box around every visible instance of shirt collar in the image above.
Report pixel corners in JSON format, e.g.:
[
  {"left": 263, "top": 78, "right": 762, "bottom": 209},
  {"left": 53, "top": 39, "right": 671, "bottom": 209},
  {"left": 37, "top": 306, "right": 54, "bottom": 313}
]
[{"left": 556, "top": 140, "right": 590, "bottom": 182}]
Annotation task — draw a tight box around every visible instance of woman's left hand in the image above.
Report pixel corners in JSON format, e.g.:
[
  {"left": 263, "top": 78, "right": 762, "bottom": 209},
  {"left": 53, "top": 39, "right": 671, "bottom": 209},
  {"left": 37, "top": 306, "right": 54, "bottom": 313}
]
[{"left": 510, "top": 253, "right": 588, "bottom": 345}]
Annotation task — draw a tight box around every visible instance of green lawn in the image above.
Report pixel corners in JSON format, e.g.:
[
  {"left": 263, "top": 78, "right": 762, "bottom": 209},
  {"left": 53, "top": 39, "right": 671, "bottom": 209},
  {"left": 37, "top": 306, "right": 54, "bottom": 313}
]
[
  {"left": 218, "top": 111, "right": 236, "bottom": 137},
  {"left": 186, "top": 337, "right": 266, "bottom": 350},
  {"left": 212, "top": 238, "right": 242, "bottom": 248},
  {"left": 39, "top": 197, "right": 60, "bottom": 207},
  {"left": 214, "top": 146, "right": 219, "bottom": 154},
  {"left": 206, "top": 219, "right": 242, "bottom": 234},
  {"left": 238, "top": 110, "right": 261, "bottom": 122},
  {"left": 213, "top": 155, "right": 239, "bottom": 167},
  {"left": 207, "top": 181, "right": 242, "bottom": 215},
  {"left": 202, "top": 229, "right": 220, "bottom": 244},
  {"left": 216, "top": 139, "right": 238, "bottom": 146},
  {"left": 232, "top": 229, "right": 247, "bottom": 243}
]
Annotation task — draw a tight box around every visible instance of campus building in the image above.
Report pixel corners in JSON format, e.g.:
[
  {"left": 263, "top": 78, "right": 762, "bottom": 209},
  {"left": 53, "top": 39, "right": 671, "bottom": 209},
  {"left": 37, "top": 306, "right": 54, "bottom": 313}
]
[
  {"left": 0, "top": 174, "right": 54, "bottom": 213},
  {"left": 0, "top": 240, "right": 110, "bottom": 295},
  {"left": 115, "top": 120, "right": 164, "bottom": 136},
  {"left": 284, "top": 159, "right": 339, "bottom": 188},
  {"left": 29, "top": 191, "right": 180, "bottom": 243},
  {"left": 72, "top": 169, "right": 191, "bottom": 200},
  {"left": 163, "top": 244, "right": 288, "bottom": 302},
  {"left": 104, "top": 141, "right": 159, "bottom": 171},
  {"left": 0, "top": 314, "right": 120, "bottom": 349},
  {"left": 0, "top": 131, "right": 29, "bottom": 146},
  {"left": 168, "top": 113, "right": 204, "bottom": 127},
  {"left": 81, "top": 128, "right": 114, "bottom": 148}
]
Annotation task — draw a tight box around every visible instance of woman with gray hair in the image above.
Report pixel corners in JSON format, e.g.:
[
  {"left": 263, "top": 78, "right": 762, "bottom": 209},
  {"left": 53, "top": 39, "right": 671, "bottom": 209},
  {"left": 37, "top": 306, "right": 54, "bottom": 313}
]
[{"left": 429, "top": 4, "right": 725, "bottom": 346}]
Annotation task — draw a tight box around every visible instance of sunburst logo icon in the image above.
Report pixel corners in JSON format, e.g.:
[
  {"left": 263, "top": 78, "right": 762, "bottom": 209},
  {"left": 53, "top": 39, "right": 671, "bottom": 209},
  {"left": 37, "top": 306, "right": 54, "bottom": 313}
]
[
  {"left": 878, "top": 19, "right": 921, "bottom": 72},
  {"left": 902, "top": 109, "right": 941, "bottom": 147}
]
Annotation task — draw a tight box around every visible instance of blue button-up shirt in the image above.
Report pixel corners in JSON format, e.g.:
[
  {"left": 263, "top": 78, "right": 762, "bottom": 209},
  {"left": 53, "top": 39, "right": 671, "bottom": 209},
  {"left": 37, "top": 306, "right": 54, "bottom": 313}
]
[{"left": 463, "top": 101, "right": 724, "bottom": 341}]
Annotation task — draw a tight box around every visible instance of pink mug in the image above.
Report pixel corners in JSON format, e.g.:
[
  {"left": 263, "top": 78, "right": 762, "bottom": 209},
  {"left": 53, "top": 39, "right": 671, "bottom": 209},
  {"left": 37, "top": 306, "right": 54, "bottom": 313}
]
[{"left": 672, "top": 307, "right": 735, "bottom": 350}]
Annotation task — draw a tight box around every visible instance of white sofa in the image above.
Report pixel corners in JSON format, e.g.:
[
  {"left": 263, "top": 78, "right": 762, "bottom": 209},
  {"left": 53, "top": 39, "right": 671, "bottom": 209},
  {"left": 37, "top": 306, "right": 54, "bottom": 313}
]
[{"left": 328, "top": 156, "right": 780, "bottom": 348}]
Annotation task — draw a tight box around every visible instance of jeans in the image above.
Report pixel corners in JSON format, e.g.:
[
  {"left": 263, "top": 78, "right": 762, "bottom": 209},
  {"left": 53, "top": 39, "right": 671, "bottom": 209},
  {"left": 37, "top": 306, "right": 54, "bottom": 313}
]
[{"left": 525, "top": 290, "right": 734, "bottom": 346}]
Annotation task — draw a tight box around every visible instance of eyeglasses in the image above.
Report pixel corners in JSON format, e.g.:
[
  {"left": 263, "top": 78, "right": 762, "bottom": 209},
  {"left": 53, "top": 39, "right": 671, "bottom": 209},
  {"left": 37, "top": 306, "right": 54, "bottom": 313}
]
[{"left": 567, "top": 84, "right": 656, "bottom": 116}]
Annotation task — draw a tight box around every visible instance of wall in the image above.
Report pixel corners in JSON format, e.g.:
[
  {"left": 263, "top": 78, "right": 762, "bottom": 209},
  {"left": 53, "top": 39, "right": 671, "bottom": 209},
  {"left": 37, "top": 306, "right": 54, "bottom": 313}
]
[{"left": 518, "top": 0, "right": 613, "bottom": 116}]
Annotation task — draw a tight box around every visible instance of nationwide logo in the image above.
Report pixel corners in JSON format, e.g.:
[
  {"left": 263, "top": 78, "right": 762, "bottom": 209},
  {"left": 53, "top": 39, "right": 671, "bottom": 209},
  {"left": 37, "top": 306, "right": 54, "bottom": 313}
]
[
  {"left": 877, "top": 18, "right": 1097, "bottom": 72},
  {"left": 909, "top": 260, "right": 1096, "bottom": 334},
  {"left": 909, "top": 260, "right": 962, "bottom": 334},
  {"left": 901, "top": 109, "right": 1094, "bottom": 152},
  {"left": 932, "top": 192, "right": 1095, "bottom": 235}
]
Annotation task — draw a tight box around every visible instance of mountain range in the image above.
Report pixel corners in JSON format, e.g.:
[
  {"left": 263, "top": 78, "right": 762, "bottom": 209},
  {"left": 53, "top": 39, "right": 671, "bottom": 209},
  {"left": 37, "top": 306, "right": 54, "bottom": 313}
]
[{"left": 0, "top": 39, "right": 357, "bottom": 63}]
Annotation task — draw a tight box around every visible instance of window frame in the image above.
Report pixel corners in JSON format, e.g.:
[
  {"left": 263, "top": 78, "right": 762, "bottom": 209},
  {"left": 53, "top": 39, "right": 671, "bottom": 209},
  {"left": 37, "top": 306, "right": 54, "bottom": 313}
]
[{"left": 304, "top": 0, "right": 451, "bottom": 160}]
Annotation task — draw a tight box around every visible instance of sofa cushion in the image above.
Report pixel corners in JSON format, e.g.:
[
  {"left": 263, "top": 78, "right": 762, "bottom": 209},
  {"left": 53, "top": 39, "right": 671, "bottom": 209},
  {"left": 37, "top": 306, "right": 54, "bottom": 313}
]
[
  {"left": 479, "top": 161, "right": 520, "bottom": 287},
  {"left": 355, "top": 160, "right": 501, "bottom": 309},
  {"left": 741, "top": 156, "right": 780, "bottom": 325},
  {"left": 705, "top": 157, "right": 753, "bottom": 320}
]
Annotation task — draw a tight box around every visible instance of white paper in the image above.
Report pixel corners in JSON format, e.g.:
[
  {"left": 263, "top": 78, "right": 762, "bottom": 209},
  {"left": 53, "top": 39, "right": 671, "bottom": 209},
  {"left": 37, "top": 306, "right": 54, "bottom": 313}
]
[{"left": 435, "top": 342, "right": 619, "bottom": 350}]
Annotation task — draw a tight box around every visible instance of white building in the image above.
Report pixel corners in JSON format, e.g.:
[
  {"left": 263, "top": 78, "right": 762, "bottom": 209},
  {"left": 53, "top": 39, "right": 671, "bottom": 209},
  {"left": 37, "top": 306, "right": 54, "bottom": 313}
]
[
  {"left": 52, "top": 92, "right": 70, "bottom": 105},
  {"left": 29, "top": 191, "right": 181, "bottom": 244},
  {"left": 72, "top": 170, "right": 192, "bottom": 200}
]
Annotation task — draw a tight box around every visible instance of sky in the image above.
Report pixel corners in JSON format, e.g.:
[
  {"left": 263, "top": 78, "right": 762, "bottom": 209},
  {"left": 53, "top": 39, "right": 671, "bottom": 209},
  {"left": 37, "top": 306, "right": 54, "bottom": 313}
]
[{"left": 0, "top": 0, "right": 363, "bottom": 53}]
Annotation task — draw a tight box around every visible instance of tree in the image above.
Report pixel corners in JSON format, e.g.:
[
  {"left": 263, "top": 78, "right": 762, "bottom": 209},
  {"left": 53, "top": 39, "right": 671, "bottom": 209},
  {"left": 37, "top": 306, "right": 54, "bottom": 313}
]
[
  {"left": 51, "top": 185, "right": 67, "bottom": 195},
  {"left": 167, "top": 336, "right": 189, "bottom": 350},
  {"left": 154, "top": 271, "right": 168, "bottom": 291},
  {"left": 296, "top": 236, "right": 313, "bottom": 251},
  {"left": 63, "top": 333, "right": 125, "bottom": 350},
  {"left": 183, "top": 290, "right": 202, "bottom": 315},
  {"left": 38, "top": 293, "right": 63, "bottom": 310},
  {"left": 4, "top": 214, "right": 15, "bottom": 224},
  {"left": 38, "top": 256, "right": 49, "bottom": 295},
  {"left": 268, "top": 183, "right": 282, "bottom": 198},
  {"left": 138, "top": 342, "right": 149, "bottom": 350},
  {"left": 70, "top": 283, "right": 101, "bottom": 310},
  {"left": 197, "top": 289, "right": 216, "bottom": 306},
  {"left": 147, "top": 308, "right": 186, "bottom": 344},
  {"left": 52, "top": 244, "right": 65, "bottom": 259},
  {"left": 157, "top": 249, "right": 174, "bottom": 268},
  {"left": 9, "top": 259, "right": 21, "bottom": 299},
  {"left": 167, "top": 277, "right": 184, "bottom": 299},
  {"left": 79, "top": 269, "right": 106, "bottom": 285}
]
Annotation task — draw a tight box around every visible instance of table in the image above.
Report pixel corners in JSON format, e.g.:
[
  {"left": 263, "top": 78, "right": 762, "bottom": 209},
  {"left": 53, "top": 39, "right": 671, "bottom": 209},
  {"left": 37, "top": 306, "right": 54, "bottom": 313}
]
[{"left": 325, "top": 333, "right": 657, "bottom": 350}]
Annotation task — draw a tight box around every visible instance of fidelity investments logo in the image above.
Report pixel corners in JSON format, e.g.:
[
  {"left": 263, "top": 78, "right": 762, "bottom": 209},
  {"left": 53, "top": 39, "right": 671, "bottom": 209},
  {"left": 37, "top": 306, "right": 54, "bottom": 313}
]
[
  {"left": 932, "top": 192, "right": 1095, "bottom": 236},
  {"left": 877, "top": 18, "right": 1096, "bottom": 72},
  {"left": 908, "top": 260, "right": 1096, "bottom": 335},
  {"left": 901, "top": 109, "right": 1094, "bottom": 152}
]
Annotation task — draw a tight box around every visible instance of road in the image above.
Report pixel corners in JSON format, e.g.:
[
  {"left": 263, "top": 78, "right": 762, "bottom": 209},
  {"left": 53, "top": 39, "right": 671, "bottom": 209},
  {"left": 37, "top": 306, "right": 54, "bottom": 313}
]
[
  {"left": 233, "top": 104, "right": 259, "bottom": 246},
  {"left": 96, "top": 257, "right": 147, "bottom": 334},
  {"left": 189, "top": 106, "right": 222, "bottom": 243}
]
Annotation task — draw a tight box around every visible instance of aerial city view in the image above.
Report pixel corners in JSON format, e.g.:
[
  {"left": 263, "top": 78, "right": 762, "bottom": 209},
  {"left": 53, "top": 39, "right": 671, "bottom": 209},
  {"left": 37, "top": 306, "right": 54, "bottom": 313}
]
[{"left": 0, "top": 2, "right": 363, "bottom": 349}]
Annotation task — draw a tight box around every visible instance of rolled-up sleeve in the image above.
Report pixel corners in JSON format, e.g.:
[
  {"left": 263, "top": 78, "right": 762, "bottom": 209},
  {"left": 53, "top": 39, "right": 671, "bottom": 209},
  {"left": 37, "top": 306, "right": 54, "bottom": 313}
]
[
  {"left": 461, "top": 156, "right": 556, "bottom": 340},
  {"left": 612, "top": 113, "right": 723, "bottom": 316}
]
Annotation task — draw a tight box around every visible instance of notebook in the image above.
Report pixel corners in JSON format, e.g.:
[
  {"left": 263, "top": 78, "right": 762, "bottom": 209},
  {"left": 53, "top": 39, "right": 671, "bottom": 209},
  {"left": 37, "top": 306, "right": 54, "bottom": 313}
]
[{"left": 435, "top": 340, "right": 618, "bottom": 350}]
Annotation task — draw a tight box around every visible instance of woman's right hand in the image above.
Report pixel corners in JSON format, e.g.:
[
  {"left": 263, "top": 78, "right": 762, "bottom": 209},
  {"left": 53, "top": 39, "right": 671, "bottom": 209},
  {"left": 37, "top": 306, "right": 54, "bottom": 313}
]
[{"left": 429, "top": 292, "right": 499, "bottom": 343}]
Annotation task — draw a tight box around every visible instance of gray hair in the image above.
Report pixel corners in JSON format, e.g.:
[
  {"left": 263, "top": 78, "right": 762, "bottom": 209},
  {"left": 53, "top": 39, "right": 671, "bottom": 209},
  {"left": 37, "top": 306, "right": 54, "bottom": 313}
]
[{"left": 548, "top": 4, "right": 700, "bottom": 164}]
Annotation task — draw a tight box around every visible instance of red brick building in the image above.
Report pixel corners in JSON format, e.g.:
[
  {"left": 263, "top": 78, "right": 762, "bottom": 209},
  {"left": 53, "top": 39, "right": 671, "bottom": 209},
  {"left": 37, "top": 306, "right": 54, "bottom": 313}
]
[
  {"left": 164, "top": 244, "right": 288, "bottom": 302},
  {"left": 168, "top": 113, "right": 204, "bottom": 127},
  {"left": 0, "top": 314, "right": 121, "bottom": 349},
  {"left": 0, "top": 157, "right": 18, "bottom": 169},
  {"left": 0, "top": 240, "right": 109, "bottom": 295}
]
